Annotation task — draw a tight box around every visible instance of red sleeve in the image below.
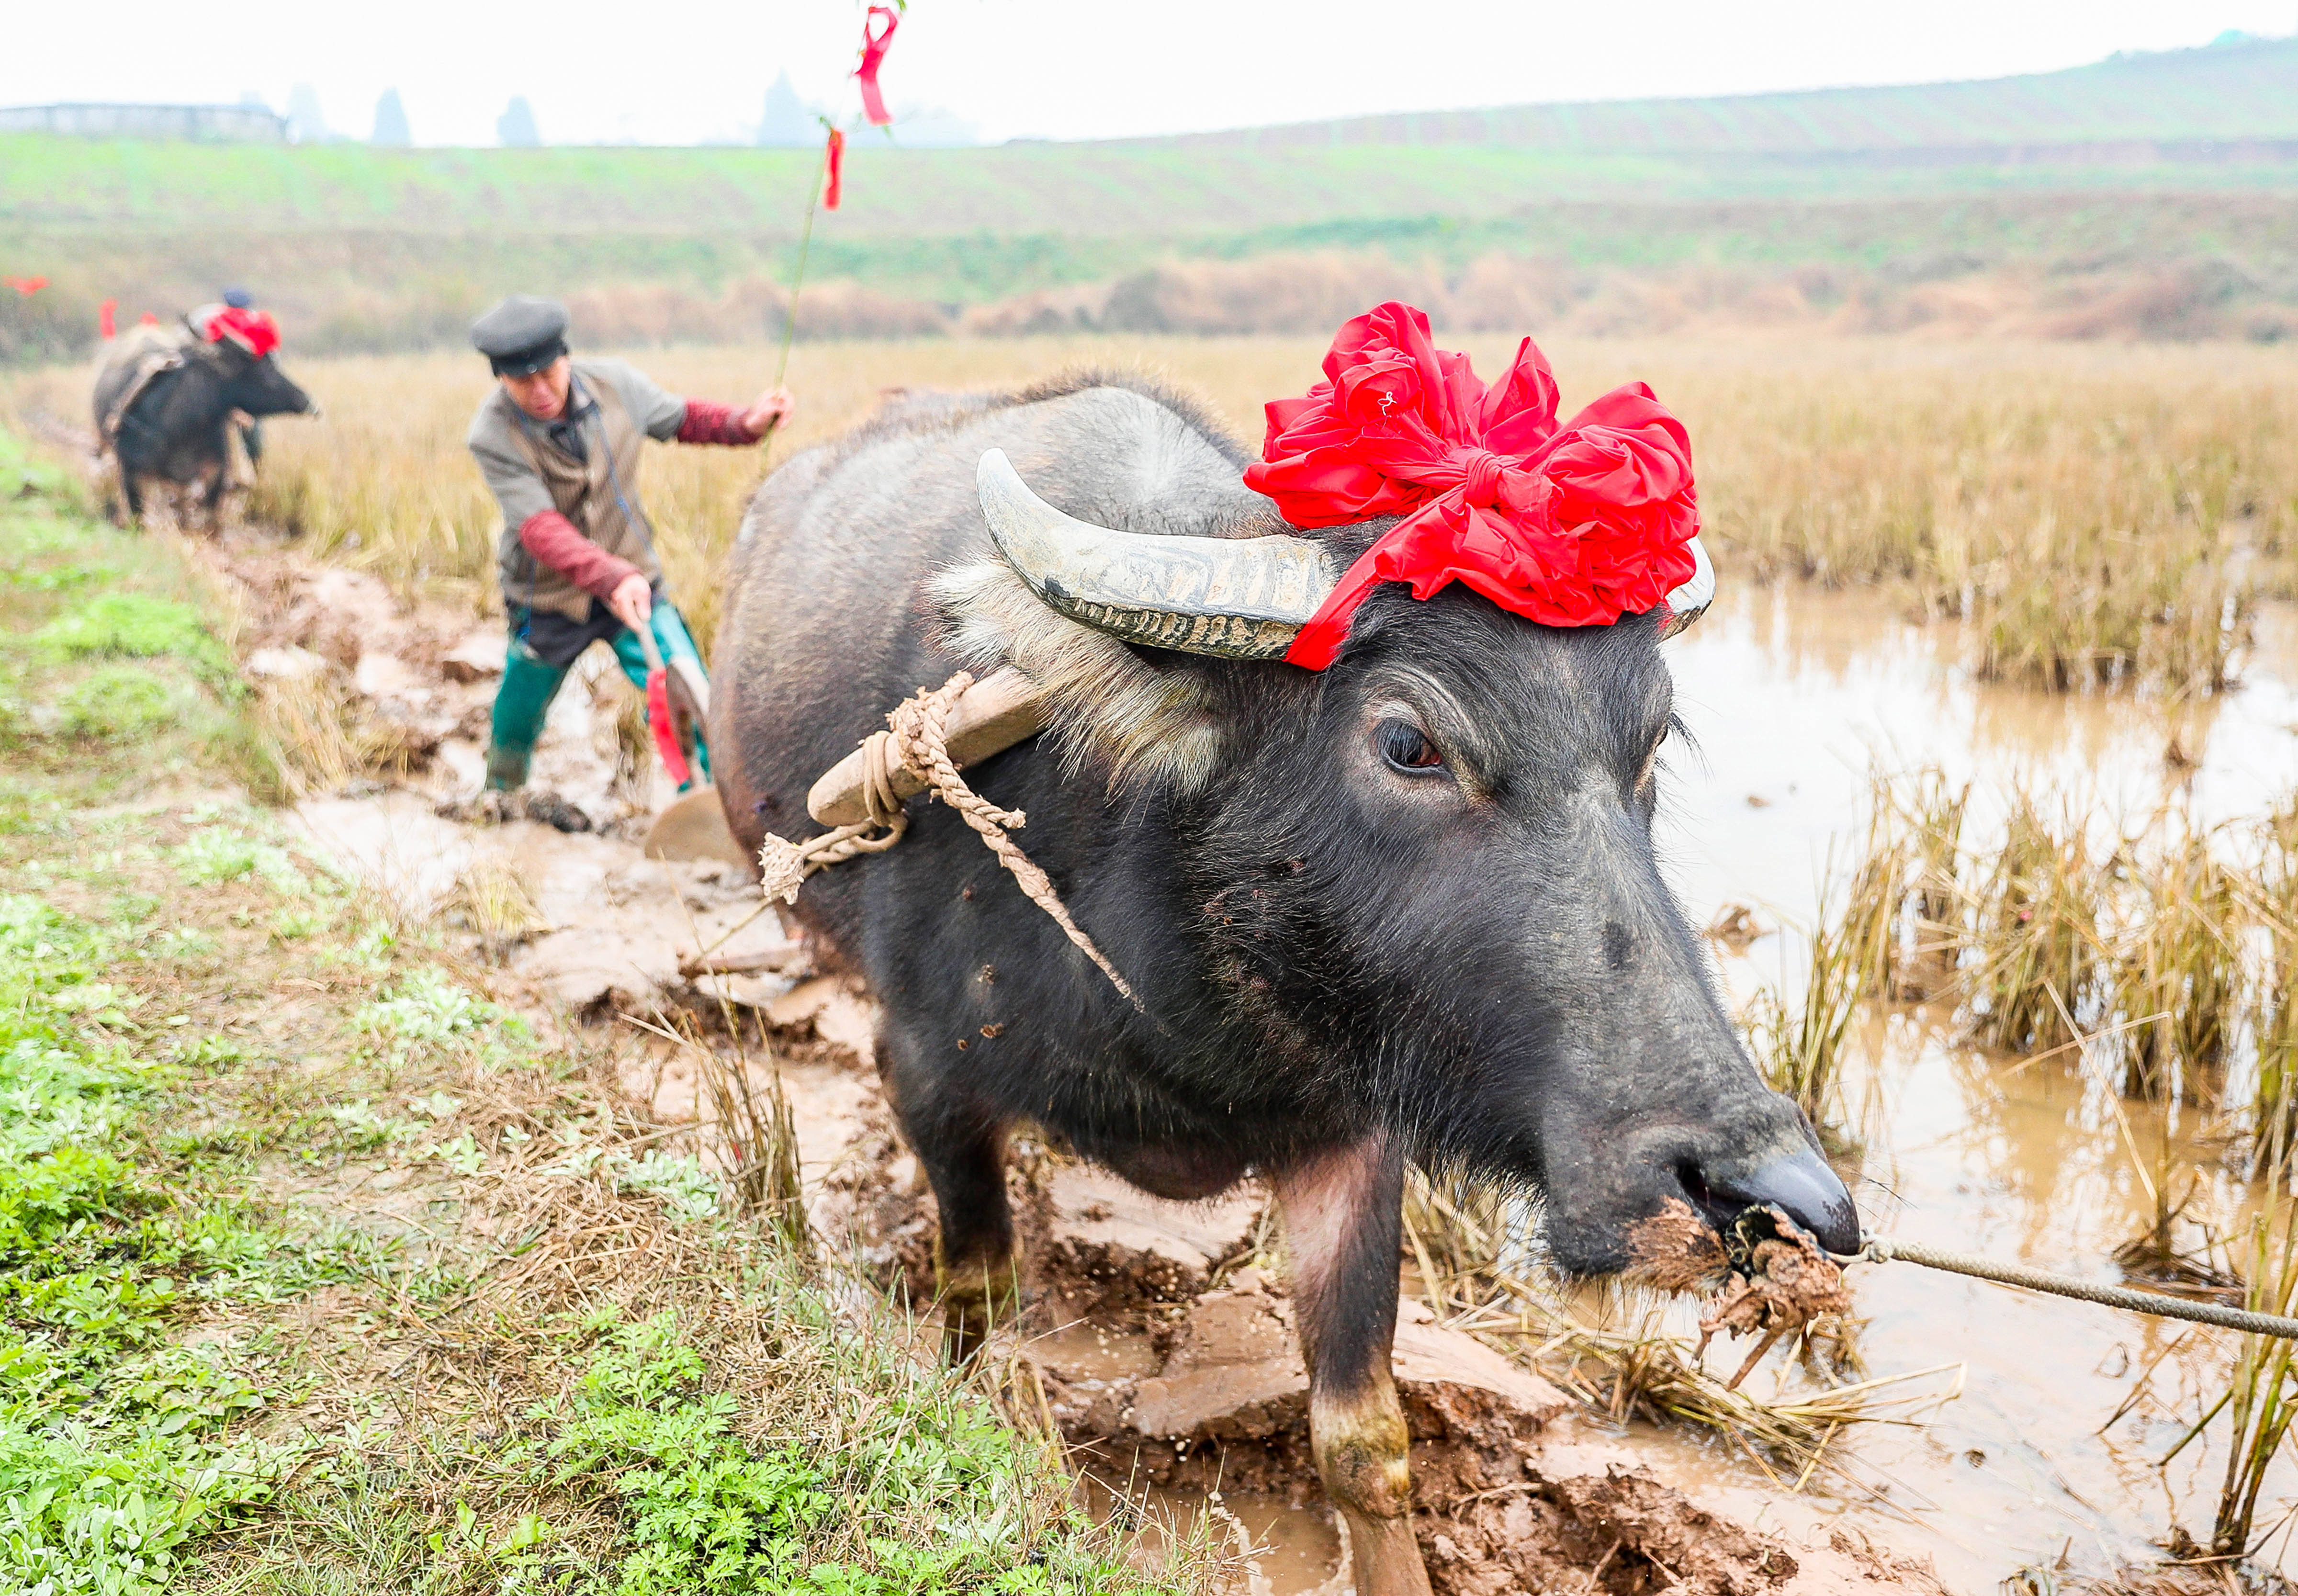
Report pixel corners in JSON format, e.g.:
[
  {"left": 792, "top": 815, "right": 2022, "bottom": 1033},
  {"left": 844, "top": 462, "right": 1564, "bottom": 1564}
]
[
  {"left": 518, "top": 510, "right": 642, "bottom": 604},
  {"left": 676, "top": 398, "right": 763, "bottom": 446}
]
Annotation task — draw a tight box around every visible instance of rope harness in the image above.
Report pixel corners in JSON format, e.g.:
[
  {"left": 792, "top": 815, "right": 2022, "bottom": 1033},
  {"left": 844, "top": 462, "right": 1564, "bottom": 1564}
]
[{"left": 758, "top": 672, "right": 1142, "bottom": 1012}]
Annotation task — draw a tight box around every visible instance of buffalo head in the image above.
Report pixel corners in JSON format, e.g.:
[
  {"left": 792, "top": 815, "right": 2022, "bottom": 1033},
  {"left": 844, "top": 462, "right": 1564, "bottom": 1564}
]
[
  {"left": 212, "top": 341, "right": 317, "bottom": 420},
  {"left": 952, "top": 449, "right": 1856, "bottom": 1273}
]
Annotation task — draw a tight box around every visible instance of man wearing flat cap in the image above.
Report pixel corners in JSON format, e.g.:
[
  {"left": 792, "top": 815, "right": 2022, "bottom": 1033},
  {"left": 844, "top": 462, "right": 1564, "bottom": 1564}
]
[{"left": 463, "top": 294, "right": 793, "bottom": 825}]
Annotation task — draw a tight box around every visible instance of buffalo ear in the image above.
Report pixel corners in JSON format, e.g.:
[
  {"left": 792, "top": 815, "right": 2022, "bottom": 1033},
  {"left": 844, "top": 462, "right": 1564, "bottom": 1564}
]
[{"left": 929, "top": 557, "right": 1225, "bottom": 794}]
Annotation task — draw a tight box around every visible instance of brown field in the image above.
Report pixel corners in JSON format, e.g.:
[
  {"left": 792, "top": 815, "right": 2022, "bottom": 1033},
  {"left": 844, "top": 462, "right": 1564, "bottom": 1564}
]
[{"left": 8, "top": 333, "right": 2297, "bottom": 691}]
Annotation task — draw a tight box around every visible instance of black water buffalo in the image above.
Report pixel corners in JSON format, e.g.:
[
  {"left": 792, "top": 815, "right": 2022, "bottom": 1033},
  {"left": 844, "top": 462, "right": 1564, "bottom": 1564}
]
[
  {"left": 92, "top": 326, "right": 315, "bottom": 526},
  {"left": 711, "top": 374, "right": 1858, "bottom": 1596}
]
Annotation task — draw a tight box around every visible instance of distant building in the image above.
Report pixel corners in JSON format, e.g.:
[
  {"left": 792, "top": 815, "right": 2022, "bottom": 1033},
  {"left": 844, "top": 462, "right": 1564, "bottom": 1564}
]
[
  {"left": 497, "top": 96, "right": 541, "bottom": 147},
  {"left": 755, "top": 72, "right": 817, "bottom": 146},
  {"left": 371, "top": 89, "right": 410, "bottom": 147},
  {"left": 0, "top": 103, "right": 287, "bottom": 142},
  {"left": 286, "top": 84, "right": 329, "bottom": 144}
]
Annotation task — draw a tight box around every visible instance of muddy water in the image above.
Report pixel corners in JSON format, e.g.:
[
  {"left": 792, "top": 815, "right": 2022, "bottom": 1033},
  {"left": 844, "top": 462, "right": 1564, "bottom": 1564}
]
[{"left": 1623, "top": 588, "right": 2298, "bottom": 1589}]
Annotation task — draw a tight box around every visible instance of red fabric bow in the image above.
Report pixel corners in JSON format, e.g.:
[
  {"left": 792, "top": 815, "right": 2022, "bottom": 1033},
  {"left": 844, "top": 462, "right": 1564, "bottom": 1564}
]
[
  {"left": 3, "top": 276, "right": 46, "bottom": 295},
  {"left": 1244, "top": 302, "right": 1700, "bottom": 671},
  {"left": 822, "top": 127, "right": 845, "bottom": 210},
  {"left": 202, "top": 305, "right": 281, "bottom": 359},
  {"left": 854, "top": 5, "right": 898, "bottom": 127}
]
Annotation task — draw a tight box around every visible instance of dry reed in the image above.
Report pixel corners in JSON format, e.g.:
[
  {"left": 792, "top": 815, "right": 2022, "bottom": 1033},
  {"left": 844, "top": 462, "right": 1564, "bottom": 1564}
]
[
  {"left": 11, "top": 336, "right": 2292, "bottom": 695},
  {"left": 1803, "top": 766, "right": 2298, "bottom": 1143}
]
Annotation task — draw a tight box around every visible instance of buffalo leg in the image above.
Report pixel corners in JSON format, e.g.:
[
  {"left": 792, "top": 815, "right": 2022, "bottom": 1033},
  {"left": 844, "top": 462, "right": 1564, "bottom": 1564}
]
[
  {"left": 119, "top": 468, "right": 143, "bottom": 527},
  {"left": 201, "top": 467, "right": 228, "bottom": 531},
  {"left": 1275, "top": 1136, "right": 1431, "bottom": 1596},
  {"left": 883, "top": 1038, "right": 1018, "bottom": 1360}
]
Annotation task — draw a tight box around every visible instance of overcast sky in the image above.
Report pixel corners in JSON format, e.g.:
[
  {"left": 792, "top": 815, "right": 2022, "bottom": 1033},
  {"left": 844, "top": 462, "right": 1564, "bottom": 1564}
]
[{"left": 3, "top": 2, "right": 2291, "bottom": 146}]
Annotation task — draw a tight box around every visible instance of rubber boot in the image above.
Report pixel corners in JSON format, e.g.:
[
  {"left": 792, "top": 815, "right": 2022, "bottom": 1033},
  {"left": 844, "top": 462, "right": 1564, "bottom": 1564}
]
[
  {"left": 486, "top": 638, "right": 571, "bottom": 791},
  {"left": 611, "top": 603, "right": 712, "bottom": 790}
]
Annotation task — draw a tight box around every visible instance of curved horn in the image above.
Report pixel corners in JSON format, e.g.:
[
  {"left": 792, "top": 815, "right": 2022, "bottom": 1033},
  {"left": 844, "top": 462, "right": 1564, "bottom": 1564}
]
[
  {"left": 1656, "top": 537, "right": 1715, "bottom": 640},
  {"left": 976, "top": 449, "right": 1338, "bottom": 661}
]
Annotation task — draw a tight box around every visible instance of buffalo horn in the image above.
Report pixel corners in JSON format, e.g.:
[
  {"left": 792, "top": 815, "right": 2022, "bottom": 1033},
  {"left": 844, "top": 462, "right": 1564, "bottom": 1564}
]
[
  {"left": 1656, "top": 537, "right": 1716, "bottom": 640},
  {"left": 976, "top": 449, "right": 1340, "bottom": 661}
]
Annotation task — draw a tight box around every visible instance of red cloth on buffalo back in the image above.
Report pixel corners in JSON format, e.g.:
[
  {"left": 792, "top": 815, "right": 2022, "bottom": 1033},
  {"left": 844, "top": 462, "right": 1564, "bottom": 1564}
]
[{"left": 1243, "top": 302, "right": 1700, "bottom": 671}]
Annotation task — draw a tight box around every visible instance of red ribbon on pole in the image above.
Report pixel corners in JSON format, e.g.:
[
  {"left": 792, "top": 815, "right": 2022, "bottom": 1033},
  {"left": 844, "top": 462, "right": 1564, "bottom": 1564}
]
[
  {"left": 822, "top": 127, "right": 845, "bottom": 210},
  {"left": 3, "top": 275, "right": 47, "bottom": 295},
  {"left": 99, "top": 298, "right": 116, "bottom": 339},
  {"left": 854, "top": 5, "right": 898, "bottom": 127}
]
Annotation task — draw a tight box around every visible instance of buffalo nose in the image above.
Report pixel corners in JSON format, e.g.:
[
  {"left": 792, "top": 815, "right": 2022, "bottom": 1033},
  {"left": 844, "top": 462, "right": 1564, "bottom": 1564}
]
[{"left": 1698, "top": 1146, "right": 1861, "bottom": 1256}]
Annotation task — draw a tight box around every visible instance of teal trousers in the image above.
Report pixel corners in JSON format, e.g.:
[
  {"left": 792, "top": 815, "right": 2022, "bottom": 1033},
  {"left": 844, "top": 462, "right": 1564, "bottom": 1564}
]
[{"left": 485, "top": 602, "right": 710, "bottom": 792}]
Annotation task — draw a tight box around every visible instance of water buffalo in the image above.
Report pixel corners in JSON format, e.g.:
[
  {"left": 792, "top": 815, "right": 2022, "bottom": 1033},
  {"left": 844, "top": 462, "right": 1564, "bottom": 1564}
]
[
  {"left": 93, "top": 325, "right": 315, "bottom": 527},
  {"left": 711, "top": 374, "right": 1859, "bottom": 1595}
]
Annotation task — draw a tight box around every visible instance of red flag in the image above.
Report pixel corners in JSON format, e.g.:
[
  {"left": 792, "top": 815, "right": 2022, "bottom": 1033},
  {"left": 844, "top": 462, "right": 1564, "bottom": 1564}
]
[
  {"left": 822, "top": 127, "right": 845, "bottom": 210},
  {"left": 99, "top": 298, "right": 116, "bottom": 338},
  {"left": 3, "top": 275, "right": 46, "bottom": 295},
  {"left": 854, "top": 5, "right": 898, "bottom": 126}
]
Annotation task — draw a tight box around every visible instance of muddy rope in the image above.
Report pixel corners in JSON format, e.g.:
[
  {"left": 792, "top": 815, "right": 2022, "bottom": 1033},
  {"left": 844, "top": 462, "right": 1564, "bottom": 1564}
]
[
  {"left": 1853, "top": 1236, "right": 2298, "bottom": 1339},
  {"left": 758, "top": 672, "right": 1143, "bottom": 1012}
]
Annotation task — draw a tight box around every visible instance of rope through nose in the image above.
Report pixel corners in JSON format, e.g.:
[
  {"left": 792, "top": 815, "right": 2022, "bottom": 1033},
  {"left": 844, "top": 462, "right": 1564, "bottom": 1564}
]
[{"left": 1855, "top": 1236, "right": 2298, "bottom": 1339}]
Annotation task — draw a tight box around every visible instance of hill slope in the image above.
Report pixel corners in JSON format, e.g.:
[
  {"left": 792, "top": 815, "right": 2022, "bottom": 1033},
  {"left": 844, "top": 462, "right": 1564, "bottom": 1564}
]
[
  {"left": 1157, "top": 34, "right": 2298, "bottom": 153},
  {"left": 2, "top": 37, "right": 2295, "bottom": 360}
]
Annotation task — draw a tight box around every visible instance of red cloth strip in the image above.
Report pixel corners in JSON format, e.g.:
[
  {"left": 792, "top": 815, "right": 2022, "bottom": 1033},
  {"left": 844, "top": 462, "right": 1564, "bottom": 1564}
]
[
  {"left": 519, "top": 510, "right": 641, "bottom": 604},
  {"left": 676, "top": 399, "right": 760, "bottom": 446},
  {"left": 1243, "top": 302, "right": 1700, "bottom": 671},
  {"left": 823, "top": 127, "right": 845, "bottom": 210},
  {"left": 855, "top": 6, "right": 898, "bottom": 126}
]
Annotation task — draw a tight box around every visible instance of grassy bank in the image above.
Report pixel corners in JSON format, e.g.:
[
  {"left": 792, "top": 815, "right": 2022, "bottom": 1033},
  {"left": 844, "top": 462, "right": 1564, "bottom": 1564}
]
[
  {"left": 11, "top": 333, "right": 2289, "bottom": 697},
  {"left": 0, "top": 437, "right": 1203, "bottom": 1594}
]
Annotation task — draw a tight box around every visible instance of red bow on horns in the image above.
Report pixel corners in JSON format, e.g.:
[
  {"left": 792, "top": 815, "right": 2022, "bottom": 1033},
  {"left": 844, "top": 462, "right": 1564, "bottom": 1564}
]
[
  {"left": 1244, "top": 302, "right": 1701, "bottom": 671},
  {"left": 203, "top": 306, "right": 281, "bottom": 359}
]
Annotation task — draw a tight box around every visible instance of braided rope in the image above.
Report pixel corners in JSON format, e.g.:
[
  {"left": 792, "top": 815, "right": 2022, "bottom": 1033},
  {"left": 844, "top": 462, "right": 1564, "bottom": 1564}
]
[
  {"left": 1859, "top": 1237, "right": 2298, "bottom": 1340},
  {"left": 758, "top": 672, "right": 1143, "bottom": 1012}
]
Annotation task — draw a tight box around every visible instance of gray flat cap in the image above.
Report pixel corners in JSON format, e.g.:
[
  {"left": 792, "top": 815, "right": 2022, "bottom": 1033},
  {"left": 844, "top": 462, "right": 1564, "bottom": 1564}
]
[{"left": 471, "top": 295, "right": 570, "bottom": 375}]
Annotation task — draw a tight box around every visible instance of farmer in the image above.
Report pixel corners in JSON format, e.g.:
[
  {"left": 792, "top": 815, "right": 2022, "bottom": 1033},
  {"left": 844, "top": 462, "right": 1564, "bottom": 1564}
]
[{"left": 462, "top": 294, "right": 793, "bottom": 828}]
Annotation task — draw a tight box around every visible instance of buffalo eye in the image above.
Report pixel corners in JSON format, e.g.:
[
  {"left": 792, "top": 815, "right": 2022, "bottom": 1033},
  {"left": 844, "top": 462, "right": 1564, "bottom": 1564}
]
[
  {"left": 1635, "top": 738, "right": 1662, "bottom": 794},
  {"left": 1375, "top": 719, "right": 1444, "bottom": 774}
]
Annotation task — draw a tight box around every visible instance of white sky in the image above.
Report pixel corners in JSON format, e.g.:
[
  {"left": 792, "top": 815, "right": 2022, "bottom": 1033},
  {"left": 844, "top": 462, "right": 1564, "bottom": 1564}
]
[{"left": 2, "top": 1, "right": 2291, "bottom": 147}]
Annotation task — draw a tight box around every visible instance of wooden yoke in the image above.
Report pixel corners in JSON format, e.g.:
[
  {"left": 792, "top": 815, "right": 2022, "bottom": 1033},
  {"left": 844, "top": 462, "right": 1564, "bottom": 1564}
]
[{"left": 806, "top": 666, "right": 1045, "bottom": 827}]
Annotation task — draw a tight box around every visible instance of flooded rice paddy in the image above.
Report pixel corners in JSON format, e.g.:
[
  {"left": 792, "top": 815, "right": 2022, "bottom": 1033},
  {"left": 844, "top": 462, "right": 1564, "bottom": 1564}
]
[{"left": 1639, "top": 587, "right": 2298, "bottom": 1588}]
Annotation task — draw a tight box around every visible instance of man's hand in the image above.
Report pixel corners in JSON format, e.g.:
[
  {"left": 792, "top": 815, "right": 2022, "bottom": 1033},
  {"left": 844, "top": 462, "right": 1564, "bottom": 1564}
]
[
  {"left": 608, "top": 572, "right": 653, "bottom": 631},
  {"left": 740, "top": 385, "right": 796, "bottom": 441}
]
